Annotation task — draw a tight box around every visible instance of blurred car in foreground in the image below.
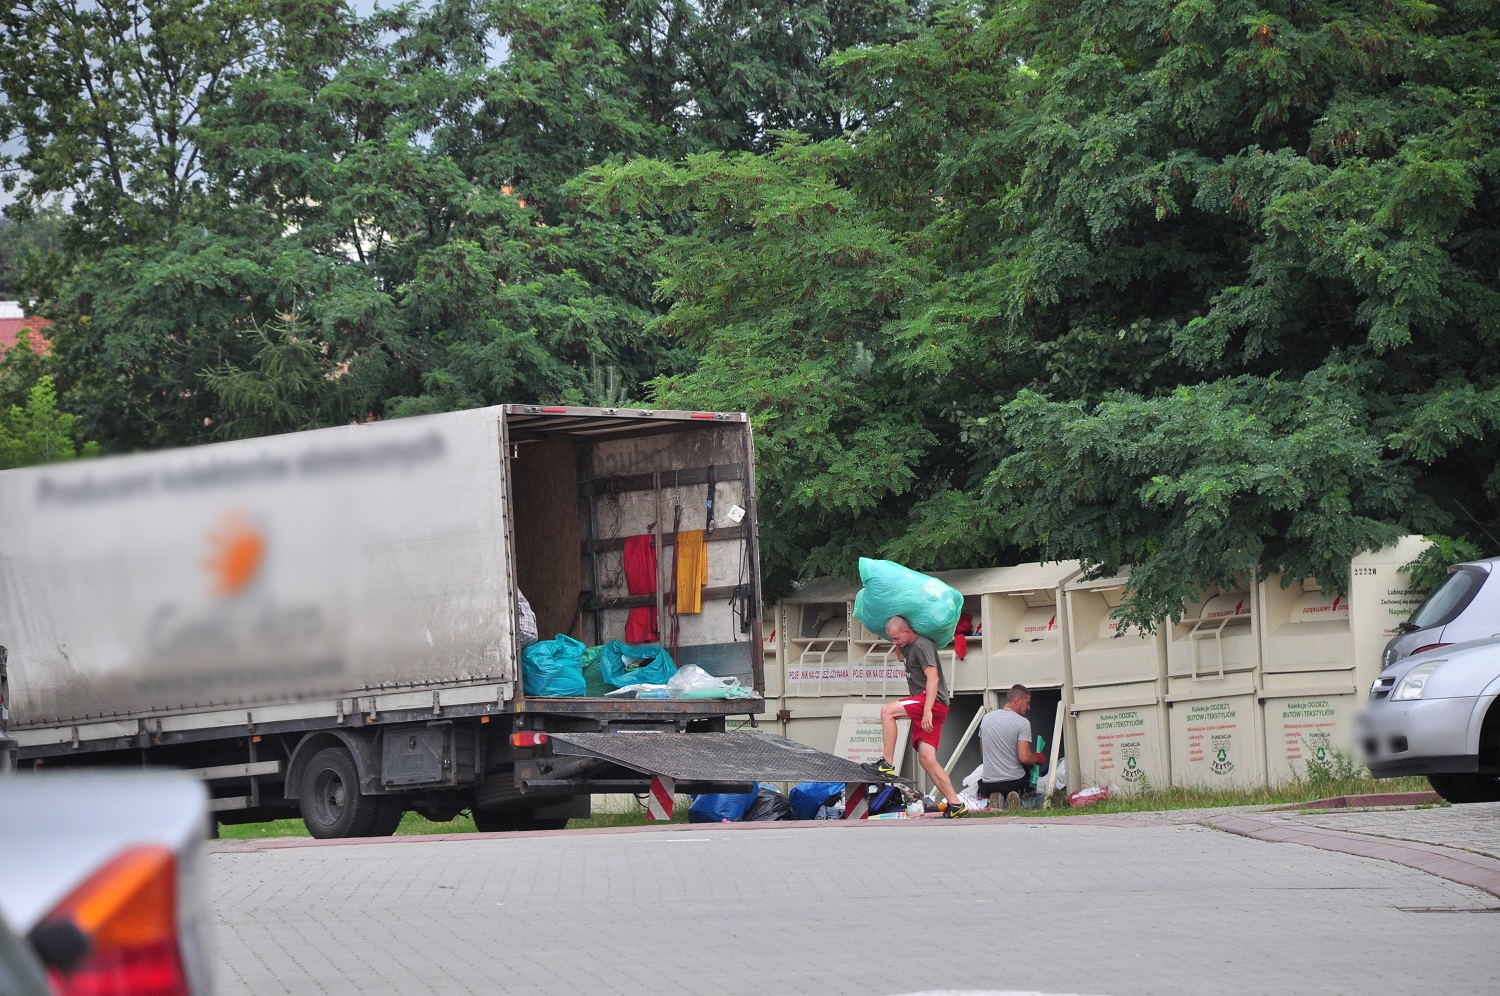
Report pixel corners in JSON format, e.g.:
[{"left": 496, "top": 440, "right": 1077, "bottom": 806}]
[
  {"left": 1360, "top": 638, "right": 1500, "bottom": 803},
  {"left": 1382, "top": 557, "right": 1500, "bottom": 668},
  {"left": 0, "top": 772, "right": 214, "bottom": 994}
]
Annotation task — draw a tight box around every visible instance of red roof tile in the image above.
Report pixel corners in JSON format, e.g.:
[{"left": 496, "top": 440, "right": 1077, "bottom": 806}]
[{"left": 0, "top": 315, "right": 52, "bottom": 355}]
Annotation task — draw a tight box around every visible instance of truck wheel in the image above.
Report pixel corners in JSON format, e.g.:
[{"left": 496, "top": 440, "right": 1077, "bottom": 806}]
[
  {"left": 471, "top": 808, "right": 568, "bottom": 832},
  {"left": 1429, "top": 773, "right": 1500, "bottom": 804},
  {"left": 300, "top": 746, "right": 382, "bottom": 838}
]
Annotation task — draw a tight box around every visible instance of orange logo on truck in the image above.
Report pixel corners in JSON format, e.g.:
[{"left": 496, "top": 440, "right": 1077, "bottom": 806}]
[{"left": 204, "top": 513, "right": 265, "bottom": 596}]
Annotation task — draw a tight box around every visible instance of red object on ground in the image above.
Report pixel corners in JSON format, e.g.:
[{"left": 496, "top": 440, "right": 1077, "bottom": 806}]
[
  {"left": 899, "top": 695, "right": 948, "bottom": 751},
  {"left": 622, "top": 534, "right": 658, "bottom": 643},
  {"left": 1070, "top": 786, "right": 1111, "bottom": 808}
]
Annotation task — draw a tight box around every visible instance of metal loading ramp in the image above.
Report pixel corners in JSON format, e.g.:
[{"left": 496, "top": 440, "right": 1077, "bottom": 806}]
[{"left": 547, "top": 731, "right": 886, "bottom": 785}]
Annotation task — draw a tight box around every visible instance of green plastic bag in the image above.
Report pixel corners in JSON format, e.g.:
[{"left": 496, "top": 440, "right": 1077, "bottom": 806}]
[
  {"left": 579, "top": 645, "right": 612, "bottom": 697},
  {"left": 853, "top": 557, "right": 963, "bottom": 649}
]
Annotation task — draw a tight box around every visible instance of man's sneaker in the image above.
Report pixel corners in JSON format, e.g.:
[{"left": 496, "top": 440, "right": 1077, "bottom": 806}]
[
  {"left": 943, "top": 800, "right": 968, "bottom": 819},
  {"left": 863, "top": 758, "right": 898, "bottom": 780},
  {"left": 1005, "top": 791, "right": 1022, "bottom": 812}
]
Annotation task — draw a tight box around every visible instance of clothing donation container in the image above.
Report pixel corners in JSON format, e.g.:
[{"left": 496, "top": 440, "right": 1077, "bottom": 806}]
[
  {"left": 1165, "top": 575, "right": 1265, "bottom": 789},
  {"left": 850, "top": 613, "right": 923, "bottom": 699},
  {"left": 1065, "top": 571, "right": 1170, "bottom": 794},
  {"left": 932, "top": 568, "right": 1014, "bottom": 692},
  {"left": 780, "top": 578, "right": 856, "bottom": 699},
  {"left": 1257, "top": 536, "right": 1431, "bottom": 784},
  {"left": 982, "top": 562, "right": 1084, "bottom": 691}
]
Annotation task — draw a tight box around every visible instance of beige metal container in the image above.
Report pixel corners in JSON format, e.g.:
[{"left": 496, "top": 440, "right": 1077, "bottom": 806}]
[
  {"left": 1065, "top": 571, "right": 1166, "bottom": 689},
  {"left": 1166, "top": 576, "right": 1261, "bottom": 679},
  {"left": 1260, "top": 674, "right": 1361, "bottom": 785},
  {"left": 1347, "top": 535, "right": 1432, "bottom": 687},
  {"left": 779, "top": 696, "right": 850, "bottom": 756},
  {"left": 931, "top": 568, "right": 1011, "bottom": 693},
  {"left": 1072, "top": 682, "right": 1170, "bottom": 794},
  {"left": 761, "top": 601, "right": 785, "bottom": 699},
  {"left": 980, "top": 561, "right": 1083, "bottom": 691},
  {"left": 781, "top": 579, "right": 856, "bottom": 698},
  {"left": 1166, "top": 681, "right": 1264, "bottom": 789}
]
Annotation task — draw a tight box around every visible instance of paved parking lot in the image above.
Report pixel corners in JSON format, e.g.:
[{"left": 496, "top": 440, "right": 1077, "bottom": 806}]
[
  {"left": 1275, "top": 801, "right": 1500, "bottom": 860},
  {"left": 208, "top": 807, "right": 1500, "bottom": 996}
]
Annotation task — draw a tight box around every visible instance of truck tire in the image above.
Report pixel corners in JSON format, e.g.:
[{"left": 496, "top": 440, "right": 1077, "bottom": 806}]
[
  {"left": 471, "top": 807, "right": 569, "bottom": 832},
  {"left": 1429, "top": 773, "right": 1500, "bottom": 804},
  {"left": 300, "top": 746, "right": 383, "bottom": 838}
]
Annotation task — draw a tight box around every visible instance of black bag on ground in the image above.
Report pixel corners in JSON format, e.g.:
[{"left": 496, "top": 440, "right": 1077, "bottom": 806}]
[{"left": 741, "top": 786, "right": 793, "bottom": 822}]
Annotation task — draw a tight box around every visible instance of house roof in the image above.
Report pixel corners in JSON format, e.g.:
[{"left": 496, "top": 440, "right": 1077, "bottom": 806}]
[{"left": 0, "top": 314, "right": 52, "bottom": 355}]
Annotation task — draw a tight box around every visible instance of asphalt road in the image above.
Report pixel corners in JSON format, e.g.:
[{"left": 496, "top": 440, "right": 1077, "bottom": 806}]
[{"left": 208, "top": 806, "right": 1500, "bottom": 996}]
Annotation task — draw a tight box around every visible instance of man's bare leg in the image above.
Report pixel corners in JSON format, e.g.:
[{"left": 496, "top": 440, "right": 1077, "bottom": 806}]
[
  {"left": 879, "top": 700, "right": 905, "bottom": 766},
  {"left": 916, "top": 742, "right": 962, "bottom": 806}
]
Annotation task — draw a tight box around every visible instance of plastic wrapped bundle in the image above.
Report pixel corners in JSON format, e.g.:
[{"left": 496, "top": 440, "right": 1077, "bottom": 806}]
[{"left": 853, "top": 557, "right": 963, "bottom": 648}]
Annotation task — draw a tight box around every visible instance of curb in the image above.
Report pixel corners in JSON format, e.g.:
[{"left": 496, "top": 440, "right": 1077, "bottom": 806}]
[
  {"left": 1272, "top": 790, "right": 1442, "bottom": 811},
  {"left": 1208, "top": 812, "right": 1500, "bottom": 899},
  {"left": 207, "top": 810, "right": 1165, "bottom": 853}
]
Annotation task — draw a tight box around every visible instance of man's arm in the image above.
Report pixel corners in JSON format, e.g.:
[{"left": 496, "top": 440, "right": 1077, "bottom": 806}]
[
  {"left": 921, "top": 665, "right": 939, "bottom": 731},
  {"left": 1016, "top": 736, "right": 1045, "bottom": 766}
]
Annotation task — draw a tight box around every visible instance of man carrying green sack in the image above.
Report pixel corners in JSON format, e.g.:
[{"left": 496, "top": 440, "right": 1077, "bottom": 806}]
[{"left": 864, "top": 616, "right": 968, "bottom": 819}]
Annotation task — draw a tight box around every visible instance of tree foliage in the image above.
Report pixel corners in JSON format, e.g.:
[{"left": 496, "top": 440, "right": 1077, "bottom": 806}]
[
  {"left": 590, "top": 0, "right": 1500, "bottom": 618},
  {"left": 0, "top": 376, "right": 98, "bottom": 469},
  {"left": 4, "top": 0, "right": 1495, "bottom": 615}
]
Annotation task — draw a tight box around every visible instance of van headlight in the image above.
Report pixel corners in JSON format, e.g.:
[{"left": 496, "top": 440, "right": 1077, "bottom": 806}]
[{"left": 1391, "top": 661, "right": 1443, "bottom": 701}]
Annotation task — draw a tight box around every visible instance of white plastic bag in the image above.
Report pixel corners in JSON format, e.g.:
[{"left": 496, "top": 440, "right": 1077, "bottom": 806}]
[{"left": 666, "top": 664, "right": 739, "bottom": 696}]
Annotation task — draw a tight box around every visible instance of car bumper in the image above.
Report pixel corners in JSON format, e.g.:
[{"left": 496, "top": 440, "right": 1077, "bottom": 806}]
[{"left": 1357, "top": 695, "right": 1480, "bottom": 778}]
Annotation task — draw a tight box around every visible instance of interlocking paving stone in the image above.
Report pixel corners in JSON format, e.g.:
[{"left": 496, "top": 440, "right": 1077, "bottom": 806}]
[{"left": 209, "top": 816, "right": 1499, "bottom": 995}]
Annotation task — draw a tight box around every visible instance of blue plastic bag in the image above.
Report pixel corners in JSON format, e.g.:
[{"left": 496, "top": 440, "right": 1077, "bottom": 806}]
[
  {"left": 598, "top": 640, "right": 678, "bottom": 688},
  {"left": 688, "top": 784, "right": 759, "bottom": 823},
  {"left": 789, "top": 781, "right": 844, "bottom": 821},
  {"left": 521, "top": 634, "right": 587, "bottom": 697},
  {"left": 853, "top": 557, "right": 964, "bottom": 649}
]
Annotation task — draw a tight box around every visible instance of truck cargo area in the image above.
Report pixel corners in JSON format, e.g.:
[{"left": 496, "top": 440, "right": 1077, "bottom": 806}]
[{"left": 505, "top": 406, "right": 764, "bottom": 695}]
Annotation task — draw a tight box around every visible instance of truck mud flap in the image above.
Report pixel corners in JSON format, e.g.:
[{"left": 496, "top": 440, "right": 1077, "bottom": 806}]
[{"left": 544, "top": 731, "right": 884, "bottom": 792}]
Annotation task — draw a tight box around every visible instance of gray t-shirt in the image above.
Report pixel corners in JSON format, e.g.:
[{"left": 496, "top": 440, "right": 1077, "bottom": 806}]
[
  {"left": 902, "top": 635, "right": 950, "bottom": 705},
  {"left": 980, "top": 708, "right": 1034, "bottom": 782}
]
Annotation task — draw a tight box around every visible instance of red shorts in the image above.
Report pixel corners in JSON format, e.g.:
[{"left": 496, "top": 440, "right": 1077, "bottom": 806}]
[{"left": 900, "top": 696, "right": 948, "bottom": 751}]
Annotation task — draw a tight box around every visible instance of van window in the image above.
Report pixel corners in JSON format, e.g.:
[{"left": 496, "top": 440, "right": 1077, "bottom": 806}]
[{"left": 1408, "top": 567, "right": 1486, "bottom": 629}]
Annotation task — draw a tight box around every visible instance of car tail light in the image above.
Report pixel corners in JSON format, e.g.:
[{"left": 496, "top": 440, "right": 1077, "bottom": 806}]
[
  {"left": 1411, "top": 643, "right": 1451, "bottom": 656},
  {"left": 510, "top": 732, "right": 549, "bottom": 748},
  {"left": 40, "top": 845, "right": 189, "bottom": 996}
]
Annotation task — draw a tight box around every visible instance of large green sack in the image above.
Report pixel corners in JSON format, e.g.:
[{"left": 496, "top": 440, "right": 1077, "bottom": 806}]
[
  {"left": 853, "top": 557, "right": 963, "bottom": 649},
  {"left": 522, "top": 634, "right": 588, "bottom": 697},
  {"left": 598, "top": 641, "right": 679, "bottom": 688}
]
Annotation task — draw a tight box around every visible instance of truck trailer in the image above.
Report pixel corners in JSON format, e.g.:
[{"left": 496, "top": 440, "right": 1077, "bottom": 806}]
[{"left": 0, "top": 405, "right": 872, "bottom": 835}]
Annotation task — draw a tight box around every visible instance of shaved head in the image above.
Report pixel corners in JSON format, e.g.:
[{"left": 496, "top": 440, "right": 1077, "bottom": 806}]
[{"left": 885, "top": 616, "right": 916, "bottom": 647}]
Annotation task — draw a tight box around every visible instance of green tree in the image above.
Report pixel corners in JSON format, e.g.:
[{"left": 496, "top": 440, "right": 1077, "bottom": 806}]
[
  {"left": 590, "top": 0, "right": 1500, "bottom": 617},
  {"left": 0, "top": 375, "right": 97, "bottom": 469},
  {"left": 0, "top": 203, "right": 67, "bottom": 298}
]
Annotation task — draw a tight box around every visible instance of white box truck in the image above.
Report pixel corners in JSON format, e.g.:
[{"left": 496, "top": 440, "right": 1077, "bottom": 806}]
[{"left": 0, "top": 406, "right": 873, "bottom": 835}]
